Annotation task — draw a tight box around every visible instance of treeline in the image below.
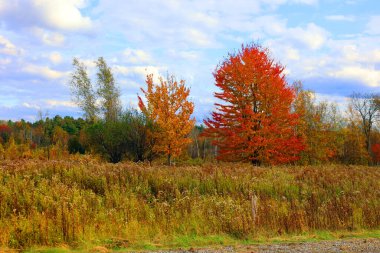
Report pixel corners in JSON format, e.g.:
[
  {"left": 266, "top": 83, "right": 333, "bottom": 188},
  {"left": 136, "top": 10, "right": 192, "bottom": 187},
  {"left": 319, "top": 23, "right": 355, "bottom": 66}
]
[
  {"left": 0, "top": 115, "right": 213, "bottom": 163},
  {"left": 1, "top": 89, "right": 380, "bottom": 165},
  {"left": 1, "top": 44, "right": 380, "bottom": 165}
]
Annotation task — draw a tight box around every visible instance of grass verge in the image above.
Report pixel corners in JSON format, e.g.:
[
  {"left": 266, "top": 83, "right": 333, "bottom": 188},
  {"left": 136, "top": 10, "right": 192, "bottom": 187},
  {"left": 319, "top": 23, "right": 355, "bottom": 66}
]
[{"left": 18, "top": 229, "right": 380, "bottom": 253}]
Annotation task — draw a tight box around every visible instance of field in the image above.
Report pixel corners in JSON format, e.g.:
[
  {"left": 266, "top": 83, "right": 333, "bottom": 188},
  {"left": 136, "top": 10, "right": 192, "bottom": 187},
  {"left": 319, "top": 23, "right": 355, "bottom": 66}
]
[{"left": 0, "top": 158, "right": 379, "bottom": 252}]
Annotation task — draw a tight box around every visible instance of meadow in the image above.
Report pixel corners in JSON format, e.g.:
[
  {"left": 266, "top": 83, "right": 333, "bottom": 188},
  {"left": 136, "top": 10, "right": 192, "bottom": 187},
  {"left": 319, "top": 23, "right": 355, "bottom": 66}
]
[{"left": 0, "top": 158, "right": 379, "bottom": 251}]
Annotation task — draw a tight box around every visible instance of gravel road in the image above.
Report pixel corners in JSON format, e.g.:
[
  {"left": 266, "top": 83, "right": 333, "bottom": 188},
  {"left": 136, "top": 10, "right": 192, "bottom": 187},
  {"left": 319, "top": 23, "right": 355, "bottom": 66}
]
[
  {"left": 239, "top": 238, "right": 380, "bottom": 253},
  {"left": 140, "top": 239, "right": 380, "bottom": 253}
]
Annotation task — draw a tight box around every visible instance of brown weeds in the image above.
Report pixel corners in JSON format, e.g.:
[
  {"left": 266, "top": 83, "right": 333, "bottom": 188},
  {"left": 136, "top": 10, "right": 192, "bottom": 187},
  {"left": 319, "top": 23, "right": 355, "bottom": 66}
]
[{"left": 0, "top": 160, "right": 379, "bottom": 249}]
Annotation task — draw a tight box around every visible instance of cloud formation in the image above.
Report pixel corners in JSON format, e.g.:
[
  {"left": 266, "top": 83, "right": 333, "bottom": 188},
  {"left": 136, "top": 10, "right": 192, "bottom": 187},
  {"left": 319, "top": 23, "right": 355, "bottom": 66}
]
[
  {"left": 0, "top": 35, "right": 21, "bottom": 55},
  {"left": 366, "top": 16, "right": 380, "bottom": 35},
  {"left": 0, "top": 0, "right": 92, "bottom": 31},
  {"left": 22, "top": 64, "right": 68, "bottom": 80},
  {"left": 325, "top": 15, "right": 355, "bottom": 22},
  {"left": 0, "top": 0, "right": 379, "bottom": 121}
]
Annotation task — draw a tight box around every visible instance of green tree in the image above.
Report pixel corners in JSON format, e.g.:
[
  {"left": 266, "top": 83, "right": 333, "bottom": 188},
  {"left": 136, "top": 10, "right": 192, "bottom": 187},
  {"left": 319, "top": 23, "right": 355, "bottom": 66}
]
[
  {"left": 123, "top": 109, "right": 157, "bottom": 162},
  {"left": 86, "top": 120, "right": 128, "bottom": 163},
  {"left": 70, "top": 58, "right": 99, "bottom": 122},
  {"left": 70, "top": 57, "right": 121, "bottom": 123},
  {"left": 85, "top": 110, "right": 156, "bottom": 163},
  {"left": 96, "top": 57, "right": 122, "bottom": 122}
]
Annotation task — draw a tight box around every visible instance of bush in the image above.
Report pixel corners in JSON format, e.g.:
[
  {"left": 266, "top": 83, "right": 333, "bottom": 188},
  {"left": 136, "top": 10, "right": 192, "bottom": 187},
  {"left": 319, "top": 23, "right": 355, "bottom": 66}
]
[
  {"left": 84, "top": 110, "right": 156, "bottom": 163},
  {"left": 68, "top": 136, "right": 85, "bottom": 154}
]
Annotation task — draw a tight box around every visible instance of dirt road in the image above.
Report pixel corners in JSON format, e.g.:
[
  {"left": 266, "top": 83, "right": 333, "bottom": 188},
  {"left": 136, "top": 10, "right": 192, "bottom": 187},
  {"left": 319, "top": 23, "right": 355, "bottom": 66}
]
[
  {"left": 238, "top": 238, "right": 380, "bottom": 253},
  {"left": 142, "top": 239, "right": 380, "bottom": 253}
]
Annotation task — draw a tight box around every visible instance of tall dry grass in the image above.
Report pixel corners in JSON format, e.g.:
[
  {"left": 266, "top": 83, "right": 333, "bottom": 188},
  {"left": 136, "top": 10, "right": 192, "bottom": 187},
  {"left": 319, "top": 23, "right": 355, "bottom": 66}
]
[{"left": 0, "top": 158, "right": 379, "bottom": 249}]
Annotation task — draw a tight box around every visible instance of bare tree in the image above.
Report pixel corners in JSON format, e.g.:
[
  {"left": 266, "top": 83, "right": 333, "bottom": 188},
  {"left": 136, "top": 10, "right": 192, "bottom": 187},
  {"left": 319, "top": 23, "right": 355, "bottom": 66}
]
[{"left": 349, "top": 92, "right": 380, "bottom": 154}]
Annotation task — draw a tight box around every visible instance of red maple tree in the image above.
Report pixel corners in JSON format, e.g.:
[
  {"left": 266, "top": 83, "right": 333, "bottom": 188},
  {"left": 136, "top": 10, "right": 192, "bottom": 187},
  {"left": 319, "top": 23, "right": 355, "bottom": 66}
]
[
  {"left": 0, "top": 124, "right": 12, "bottom": 144},
  {"left": 203, "top": 43, "right": 304, "bottom": 165},
  {"left": 371, "top": 143, "right": 380, "bottom": 164}
]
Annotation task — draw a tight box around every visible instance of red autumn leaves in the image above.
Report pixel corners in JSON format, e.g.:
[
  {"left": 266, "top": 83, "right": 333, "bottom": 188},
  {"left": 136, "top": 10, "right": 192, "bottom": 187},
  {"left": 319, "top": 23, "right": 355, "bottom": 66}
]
[{"left": 203, "top": 44, "right": 304, "bottom": 165}]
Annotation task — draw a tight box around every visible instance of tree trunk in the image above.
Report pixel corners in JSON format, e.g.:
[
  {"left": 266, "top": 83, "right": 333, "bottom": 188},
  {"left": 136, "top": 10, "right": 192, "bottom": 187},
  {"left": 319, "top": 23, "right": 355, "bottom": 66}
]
[
  {"left": 202, "top": 139, "right": 206, "bottom": 160},
  {"left": 195, "top": 138, "right": 200, "bottom": 158},
  {"left": 251, "top": 159, "right": 261, "bottom": 166},
  {"left": 251, "top": 150, "right": 261, "bottom": 166}
]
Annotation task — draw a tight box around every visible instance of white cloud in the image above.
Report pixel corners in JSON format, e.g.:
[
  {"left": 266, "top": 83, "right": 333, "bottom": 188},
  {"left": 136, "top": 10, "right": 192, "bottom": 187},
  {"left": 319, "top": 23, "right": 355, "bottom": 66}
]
[
  {"left": 314, "top": 93, "right": 349, "bottom": 110},
  {"left": 252, "top": 15, "right": 287, "bottom": 36},
  {"left": 167, "top": 49, "right": 200, "bottom": 61},
  {"left": 0, "top": 58, "right": 11, "bottom": 65},
  {"left": 328, "top": 38, "right": 380, "bottom": 65},
  {"left": 22, "top": 102, "right": 40, "bottom": 110},
  {"left": 49, "top": 52, "right": 63, "bottom": 64},
  {"left": 340, "top": 44, "right": 360, "bottom": 62},
  {"left": 293, "top": 0, "right": 318, "bottom": 4},
  {"left": 22, "top": 64, "right": 68, "bottom": 79},
  {"left": 268, "top": 39, "right": 301, "bottom": 62},
  {"left": 113, "top": 65, "right": 163, "bottom": 80},
  {"left": 325, "top": 15, "right": 355, "bottom": 22},
  {"left": 366, "top": 16, "right": 380, "bottom": 35},
  {"left": 338, "top": 44, "right": 380, "bottom": 64},
  {"left": 1, "top": 0, "right": 380, "bottom": 121},
  {"left": 185, "top": 28, "right": 214, "bottom": 47},
  {"left": 43, "top": 33, "right": 65, "bottom": 46},
  {"left": 285, "top": 47, "right": 300, "bottom": 61},
  {"left": 259, "top": 0, "right": 318, "bottom": 9},
  {"left": 0, "top": 35, "right": 21, "bottom": 55},
  {"left": 35, "top": 0, "right": 92, "bottom": 31},
  {"left": 22, "top": 99, "right": 77, "bottom": 110},
  {"left": 31, "top": 28, "right": 66, "bottom": 46},
  {"left": 328, "top": 66, "right": 380, "bottom": 87},
  {"left": 190, "top": 12, "right": 219, "bottom": 28},
  {"left": 46, "top": 99, "right": 76, "bottom": 108},
  {"left": 90, "top": 0, "right": 323, "bottom": 52},
  {"left": 345, "top": 0, "right": 358, "bottom": 4},
  {"left": 246, "top": 18, "right": 328, "bottom": 52},
  {"left": 288, "top": 23, "right": 329, "bottom": 50},
  {"left": 123, "top": 48, "right": 152, "bottom": 64},
  {"left": 0, "top": 0, "right": 92, "bottom": 31}
]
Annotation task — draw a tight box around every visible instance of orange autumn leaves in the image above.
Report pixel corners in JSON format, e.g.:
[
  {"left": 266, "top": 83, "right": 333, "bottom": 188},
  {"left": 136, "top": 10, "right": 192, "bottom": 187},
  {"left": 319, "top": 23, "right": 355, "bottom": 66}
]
[{"left": 138, "top": 74, "right": 195, "bottom": 165}]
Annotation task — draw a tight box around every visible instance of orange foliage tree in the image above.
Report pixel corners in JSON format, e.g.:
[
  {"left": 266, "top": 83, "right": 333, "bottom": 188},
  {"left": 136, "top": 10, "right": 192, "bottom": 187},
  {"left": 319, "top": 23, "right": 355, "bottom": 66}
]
[
  {"left": 203, "top": 43, "right": 304, "bottom": 165},
  {"left": 138, "top": 74, "right": 195, "bottom": 165},
  {"left": 292, "top": 82, "right": 344, "bottom": 164}
]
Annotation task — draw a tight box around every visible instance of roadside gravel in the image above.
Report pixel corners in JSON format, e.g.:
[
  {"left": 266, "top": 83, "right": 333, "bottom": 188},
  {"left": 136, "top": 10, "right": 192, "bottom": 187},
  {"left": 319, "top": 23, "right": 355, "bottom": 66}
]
[
  {"left": 140, "top": 239, "right": 380, "bottom": 253},
  {"left": 239, "top": 238, "right": 380, "bottom": 253}
]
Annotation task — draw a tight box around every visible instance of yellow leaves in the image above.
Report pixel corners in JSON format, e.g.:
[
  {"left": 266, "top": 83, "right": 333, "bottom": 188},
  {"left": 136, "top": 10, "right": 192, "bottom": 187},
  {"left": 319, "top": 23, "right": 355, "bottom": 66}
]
[
  {"left": 138, "top": 74, "right": 195, "bottom": 162},
  {"left": 0, "top": 142, "right": 4, "bottom": 160},
  {"left": 4, "top": 137, "right": 18, "bottom": 160},
  {"left": 52, "top": 126, "right": 69, "bottom": 148}
]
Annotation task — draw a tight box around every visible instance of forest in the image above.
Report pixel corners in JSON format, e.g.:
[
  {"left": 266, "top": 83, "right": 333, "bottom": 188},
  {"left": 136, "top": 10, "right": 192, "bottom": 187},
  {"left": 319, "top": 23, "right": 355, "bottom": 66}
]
[{"left": 0, "top": 44, "right": 379, "bottom": 252}]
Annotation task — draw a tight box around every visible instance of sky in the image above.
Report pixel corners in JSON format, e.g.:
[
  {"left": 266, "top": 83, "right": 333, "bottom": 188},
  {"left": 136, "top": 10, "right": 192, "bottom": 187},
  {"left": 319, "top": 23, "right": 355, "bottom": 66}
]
[{"left": 0, "top": 0, "right": 380, "bottom": 122}]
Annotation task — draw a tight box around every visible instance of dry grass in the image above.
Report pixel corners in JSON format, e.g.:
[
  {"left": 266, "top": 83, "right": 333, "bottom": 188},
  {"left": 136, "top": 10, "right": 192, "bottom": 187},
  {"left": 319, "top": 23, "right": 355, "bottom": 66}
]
[{"left": 0, "top": 158, "right": 379, "bottom": 250}]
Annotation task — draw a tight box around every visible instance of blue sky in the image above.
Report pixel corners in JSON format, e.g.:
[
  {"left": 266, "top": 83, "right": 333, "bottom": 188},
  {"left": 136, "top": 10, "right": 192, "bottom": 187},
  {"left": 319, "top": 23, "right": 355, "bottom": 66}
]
[{"left": 0, "top": 0, "right": 379, "bottom": 122}]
